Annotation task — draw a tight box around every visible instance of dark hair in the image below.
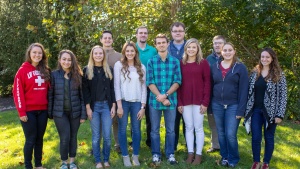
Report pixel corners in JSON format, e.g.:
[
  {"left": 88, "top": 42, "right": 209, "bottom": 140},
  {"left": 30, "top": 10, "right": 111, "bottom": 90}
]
[
  {"left": 120, "top": 41, "right": 144, "bottom": 83},
  {"left": 25, "top": 43, "right": 51, "bottom": 82},
  {"left": 254, "top": 47, "right": 282, "bottom": 82},
  {"left": 100, "top": 30, "right": 113, "bottom": 39},
  {"left": 154, "top": 34, "right": 169, "bottom": 44},
  {"left": 170, "top": 22, "right": 185, "bottom": 31},
  {"left": 135, "top": 26, "right": 148, "bottom": 34},
  {"left": 212, "top": 35, "right": 226, "bottom": 43},
  {"left": 57, "top": 50, "right": 83, "bottom": 88}
]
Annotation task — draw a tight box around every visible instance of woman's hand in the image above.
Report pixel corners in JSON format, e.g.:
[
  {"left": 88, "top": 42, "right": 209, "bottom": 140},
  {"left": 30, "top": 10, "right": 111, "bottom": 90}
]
[
  {"left": 117, "top": 107, "right": 123, "bottom": 118},
  {"left": 87, "top": 107, "right": 93, "bottom": 120},
  {"left": 275, "top": 117, "right": 282, "bottom": 124},
  {"left": 20, "top": 116, "right": 28, "bottom": 122},
  {"left": 178, "top": 106, "right": 183, "bottom": 114},
  {"left": 137, "top": 109, "right": 145, "bottom": 120},
  {"left": 111, "top": 107, "right": 116, "bottom": 118},
  {"left": 200, "top": 105, "right": 207, "bottom": 114}
]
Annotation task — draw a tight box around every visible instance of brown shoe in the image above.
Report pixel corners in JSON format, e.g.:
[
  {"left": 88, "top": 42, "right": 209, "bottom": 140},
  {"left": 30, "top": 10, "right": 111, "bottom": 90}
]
[
  {"left": 261, "top": 163, "right": 269, "bottom": 169},
  {"left": 251, "top": 162, "right": 260, "bottom": 169},
  {"left": 192, "top": 155, "right": 202, "bottom": 165},
  {"left": 206, "top": 147, "right": 220, "bottom": 153},
  {"left": 185, "top": 153, "right": 194, "bottom": 164}
]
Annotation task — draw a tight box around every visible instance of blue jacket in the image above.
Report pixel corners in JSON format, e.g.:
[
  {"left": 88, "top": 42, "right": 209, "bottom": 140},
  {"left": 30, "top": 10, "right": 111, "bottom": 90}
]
[
  {"left": 167, "top": 40, "right": 186, "bottom": 60},
  {"left": 211, "top": 61, "right": 249, "bottom": 116}
]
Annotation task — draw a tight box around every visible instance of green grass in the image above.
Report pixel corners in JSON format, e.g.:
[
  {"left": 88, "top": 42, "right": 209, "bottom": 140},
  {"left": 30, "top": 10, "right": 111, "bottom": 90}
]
[{"left": 0, "top": 110, "right": 299, "bottom": 169}]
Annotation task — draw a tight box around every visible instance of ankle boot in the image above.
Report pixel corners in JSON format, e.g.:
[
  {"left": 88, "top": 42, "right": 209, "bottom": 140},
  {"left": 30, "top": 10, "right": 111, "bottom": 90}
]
[
  {"left": 192, "top": 154, "right": 202, "bottom": 165},
  {"left": 185, "top": 153, "right": 194, "bottom": 164}
]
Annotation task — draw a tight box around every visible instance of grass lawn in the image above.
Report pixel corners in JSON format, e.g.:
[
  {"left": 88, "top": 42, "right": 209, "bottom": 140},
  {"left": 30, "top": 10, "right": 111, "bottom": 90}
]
[{"left": 0, "top": 110, "right": 299, "bottom": 169}]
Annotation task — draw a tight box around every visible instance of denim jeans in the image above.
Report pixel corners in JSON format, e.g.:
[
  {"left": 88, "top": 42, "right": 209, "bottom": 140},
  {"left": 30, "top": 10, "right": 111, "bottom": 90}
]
[
  {"left": 251, "top": 108, "right": 277, "bottom": 164},
  {"left": 118, "top": 100, "right": 141, "bottom": 156},
  {"left": 149, "top": 106, "right": 176, "bottom": 158},
  {"left": 212, "top": 102, "right": 240, "bottom": 165},
  {"left": 90, "top": 101, "right": 112, "bottom": 163},
  {"left": 20, "top": 110, "right": 48, "bottom": 169},
  {"left": 54, "top": 112, "right": 81, "bottom": 161}
]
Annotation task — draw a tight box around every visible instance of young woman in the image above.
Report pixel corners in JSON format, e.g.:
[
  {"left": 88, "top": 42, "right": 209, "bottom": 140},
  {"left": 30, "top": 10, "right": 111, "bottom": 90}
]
[
  {"left": 211, "top": 42, "right": 249, "bottom": 168},
  {"left": 48, "top": 50, "right": 86, "bottom": 169},
  {"left": 13, "top": 43, "right": 51, "bottom": 169},
  {"left": 82, "top": 45, "right": 116, "bottom": 168},
  {"left": 114, "top": 41, "right": 146, "bottom": 167},
  {"left": 177, "top": 38, "right": 211, "bottom": 165},
  {"left": 244, "top": 48, "right": 287, "bottom": 169}
]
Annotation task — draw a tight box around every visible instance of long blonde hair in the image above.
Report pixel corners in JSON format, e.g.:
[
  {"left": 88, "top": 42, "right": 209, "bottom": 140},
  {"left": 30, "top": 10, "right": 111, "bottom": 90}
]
[
  {"left": 182, "top": 38, "right": 203, "bottom": 64},
  {"left": 86, "top": 45, "right": 113, "bottom": 80}
]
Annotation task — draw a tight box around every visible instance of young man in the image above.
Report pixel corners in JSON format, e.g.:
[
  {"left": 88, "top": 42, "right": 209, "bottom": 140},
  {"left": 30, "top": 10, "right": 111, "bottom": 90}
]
[
  {"left": 147, "top": 34, "right": 181, "bottom": 166},
  {"left": 168, "top": 22, "right": 187, "bottom": 151},
  {"left": 100, "top": 30, "right": 122, "bottom": 153},
  {"left": 206, "top": 35, "right": 226, "bottom": 153},
  {"left": 135, "top": 26, "right": 157, "bottom": 148}
]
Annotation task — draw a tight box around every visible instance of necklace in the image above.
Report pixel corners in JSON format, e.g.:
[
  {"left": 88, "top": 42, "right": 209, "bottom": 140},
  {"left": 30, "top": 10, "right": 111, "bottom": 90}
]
[{"left": 96, "top": 67, "right": 102, "bottom": 73}]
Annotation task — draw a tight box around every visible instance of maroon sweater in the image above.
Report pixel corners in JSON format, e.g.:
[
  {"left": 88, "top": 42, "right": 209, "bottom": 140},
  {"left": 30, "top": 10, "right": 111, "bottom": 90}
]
[{"left": 177, "top": 60, "right": 211, "bottom": 107}]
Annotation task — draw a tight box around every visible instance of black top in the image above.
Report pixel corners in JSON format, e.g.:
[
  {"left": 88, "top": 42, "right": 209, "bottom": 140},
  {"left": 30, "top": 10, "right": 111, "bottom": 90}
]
[
  {"left": 95, "top": 66, "right": 107, "bottom": 101},
  {"left": 63, "top": 78, "right": 71, "bottom": 112},
  {"left": 254, "top": 75, "right": 267, "bottom": 108}
]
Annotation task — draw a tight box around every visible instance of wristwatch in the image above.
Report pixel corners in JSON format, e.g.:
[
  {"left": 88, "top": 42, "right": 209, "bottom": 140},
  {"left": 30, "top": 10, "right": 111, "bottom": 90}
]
[
  {"left": 165, "top": 92, "right": 169, "bottom": 98},
  {"left": 141, "top": 106, "right": 145, "bottom": 109}
]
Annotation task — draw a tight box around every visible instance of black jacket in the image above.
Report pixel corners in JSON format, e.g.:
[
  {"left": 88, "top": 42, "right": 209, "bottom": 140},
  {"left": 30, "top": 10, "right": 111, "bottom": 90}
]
[
  {"left": 48, "top": 69, "right": 87, "bottom": 119},
  {"left": 82, "top": 66, "right": 115, "bottom": 111}
]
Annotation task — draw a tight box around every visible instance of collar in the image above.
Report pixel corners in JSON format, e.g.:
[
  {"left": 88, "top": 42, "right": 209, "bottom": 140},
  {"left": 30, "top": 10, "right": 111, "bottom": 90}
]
[{"left": 136, "top": 42, "right": 150, "bottom": 51}]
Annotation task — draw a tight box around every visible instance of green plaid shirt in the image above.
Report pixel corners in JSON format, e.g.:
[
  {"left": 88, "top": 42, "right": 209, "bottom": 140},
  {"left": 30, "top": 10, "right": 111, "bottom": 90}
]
[{"left": 146, "top": 54, "right": 181, "bottom": 110}]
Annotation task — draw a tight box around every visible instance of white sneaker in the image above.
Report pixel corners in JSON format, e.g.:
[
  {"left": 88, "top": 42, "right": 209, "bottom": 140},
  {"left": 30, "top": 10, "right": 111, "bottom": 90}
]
[
  {"left": 123, "top": 156, "right": 132, "bottom": 167},
  {"left": 132, "top": 155, "right": 140, "bottom": 166}
]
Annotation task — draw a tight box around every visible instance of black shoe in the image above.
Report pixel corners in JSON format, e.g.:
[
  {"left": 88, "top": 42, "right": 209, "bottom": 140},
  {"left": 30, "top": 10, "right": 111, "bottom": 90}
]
[
  {"left": 221, "top": 158, "right": 228, "bottom": 166},
  {"left": 207, "top": 147, "right": 220, "bottom": 153},
  {"left": 167, "top": 154, "right": 178, "bottom": 165}
]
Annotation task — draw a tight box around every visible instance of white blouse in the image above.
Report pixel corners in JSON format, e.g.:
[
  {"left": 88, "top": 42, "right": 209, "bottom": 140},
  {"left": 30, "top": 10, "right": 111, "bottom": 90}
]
[{"left": 114, "top": 61, "right": 147, "bottom": 103}]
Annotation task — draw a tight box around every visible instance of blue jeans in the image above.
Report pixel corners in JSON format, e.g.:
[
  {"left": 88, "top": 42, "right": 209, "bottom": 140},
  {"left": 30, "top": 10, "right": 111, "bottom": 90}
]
[
  {"left": 251, "top": 108, "right": 277, "bottom": 164},
  {"left": 212, "top": 102, "right": 240, "bottom": 165},
  {"left": 20, "top": 110, "right": 48, "bottom": 169},
  {"left": 90, "top": 101, "right": 112, "bottom": 163},
  {"left": 149, "top": 106, "right": 176, "bottom": 158},
  {"left": 118, "top": 100, "right": 141, "bottom": 156}
]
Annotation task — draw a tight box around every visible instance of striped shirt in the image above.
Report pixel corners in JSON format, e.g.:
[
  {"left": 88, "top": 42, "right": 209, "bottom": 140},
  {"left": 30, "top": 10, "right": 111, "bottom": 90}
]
[{"left": 146, "top": 54, "right": 181, "bottom": 110}]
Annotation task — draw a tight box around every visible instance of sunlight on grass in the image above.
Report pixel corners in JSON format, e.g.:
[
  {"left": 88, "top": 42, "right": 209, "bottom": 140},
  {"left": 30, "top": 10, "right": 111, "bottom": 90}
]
[{"left": 0, "top": 110, "right": 299, "bottom": 169}]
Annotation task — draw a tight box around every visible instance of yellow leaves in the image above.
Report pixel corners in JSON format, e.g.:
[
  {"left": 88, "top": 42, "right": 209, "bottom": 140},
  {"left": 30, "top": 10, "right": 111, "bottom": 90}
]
[{"left": 26, "top": 24, "right": 38, "bottom": 33}]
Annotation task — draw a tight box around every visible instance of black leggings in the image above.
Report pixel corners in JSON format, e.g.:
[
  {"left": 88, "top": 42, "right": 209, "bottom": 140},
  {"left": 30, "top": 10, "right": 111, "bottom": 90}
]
[
  {"left": 54, "top": 113, "right": 81, "bottom": 161},
  {"left": 21, "top": 110, "right": 48, "bottom": 169}
]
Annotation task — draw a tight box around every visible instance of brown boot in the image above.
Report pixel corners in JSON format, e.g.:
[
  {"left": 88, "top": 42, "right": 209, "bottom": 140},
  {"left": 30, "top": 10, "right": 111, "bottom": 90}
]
[
  {"left": 185, "top": 153, "right": 194, "bottom": 164},
  {"left": 192, "top": 154, "right": 202, "bottom": 165}
]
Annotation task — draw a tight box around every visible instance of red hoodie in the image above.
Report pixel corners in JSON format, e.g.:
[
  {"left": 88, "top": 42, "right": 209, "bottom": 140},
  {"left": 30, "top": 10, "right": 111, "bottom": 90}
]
[{"left": 13, "top": 62, "right": 49, "bottom": 117}]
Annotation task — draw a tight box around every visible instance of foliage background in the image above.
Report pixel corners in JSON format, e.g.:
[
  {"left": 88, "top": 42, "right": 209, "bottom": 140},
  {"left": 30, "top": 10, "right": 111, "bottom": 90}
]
[{"left": 0, "top": 0, "right": 299, "bottom": 119}]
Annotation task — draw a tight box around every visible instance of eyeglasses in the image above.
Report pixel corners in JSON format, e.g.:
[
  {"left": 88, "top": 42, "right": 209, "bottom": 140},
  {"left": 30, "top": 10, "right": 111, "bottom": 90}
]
[
  {"left": 172, "top": 30, "right": 185, "bottom": 33},
  {"left": 213, "top": 42, "right": 224, "bottom": 45}
]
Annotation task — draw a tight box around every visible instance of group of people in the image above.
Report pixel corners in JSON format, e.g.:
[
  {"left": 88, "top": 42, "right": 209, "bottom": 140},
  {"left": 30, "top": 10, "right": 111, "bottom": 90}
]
[{"left": 13, "top": 22, "right": 287, "bottom": 169}]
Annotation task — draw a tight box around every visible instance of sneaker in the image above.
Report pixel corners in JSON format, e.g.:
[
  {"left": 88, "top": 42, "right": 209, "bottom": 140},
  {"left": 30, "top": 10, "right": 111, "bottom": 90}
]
[
  {"left": 69, "top": 162, "right": 77, "bottom": 169},
  {"left": 221, "top": 158, "right": 228, "bottom": 166},
  {"left": 228, "top": 163, "right": 237, "bottom": 168},
  {"left": 60, "top": 162, "right": 68, "bottom": 169},
  {"left": 261, "top": 163, "right": 269, "bottom": 169},
  {"left": 167, "top": 154, "right": 178, "bottom": 165},
  {"left": 152, "top": 154, "right": 161, "bottom": 166},
  {"left": 122, "top": 156, "right": 132, "bottom": 167},
  {"left": 207, "top": 147, "right": 220, "bottom": 153},
  {"left": 251, "top": 162, "right": 260, "bottom": 169},
  {"left": 132, "top": 155, "right": 140, "bottom": 166}
]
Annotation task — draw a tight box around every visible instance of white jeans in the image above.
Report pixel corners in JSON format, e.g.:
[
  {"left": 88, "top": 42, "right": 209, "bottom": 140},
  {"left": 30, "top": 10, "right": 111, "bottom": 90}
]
[{"left": 182, "top": 105, "right": 205, "bottom": 155}]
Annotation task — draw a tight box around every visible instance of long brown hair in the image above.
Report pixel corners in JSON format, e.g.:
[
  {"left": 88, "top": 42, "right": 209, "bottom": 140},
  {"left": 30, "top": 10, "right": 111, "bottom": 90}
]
[
  {"left": 57, "top": 50, "right": 83, "bottom": 88},
  {"left": 25, "top": 43, "right": 51, "bottom": 81},
  {"left": 254, "top": 47, "right": 282, "bottom": 82},
  {"left": 86, "top": 45, "right": 112, "bottom": 80},
  {"left": 121, "top": 41, "right": 144, "bottom": 83},
  {"left": 182, "top": 38, "right": 203, "bottom": 64}
]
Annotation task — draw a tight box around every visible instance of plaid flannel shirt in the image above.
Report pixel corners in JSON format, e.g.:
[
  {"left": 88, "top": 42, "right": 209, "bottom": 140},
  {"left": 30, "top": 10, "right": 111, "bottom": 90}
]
[{"left": 146, "top": 54, "right": 181, "bottom": 110}]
